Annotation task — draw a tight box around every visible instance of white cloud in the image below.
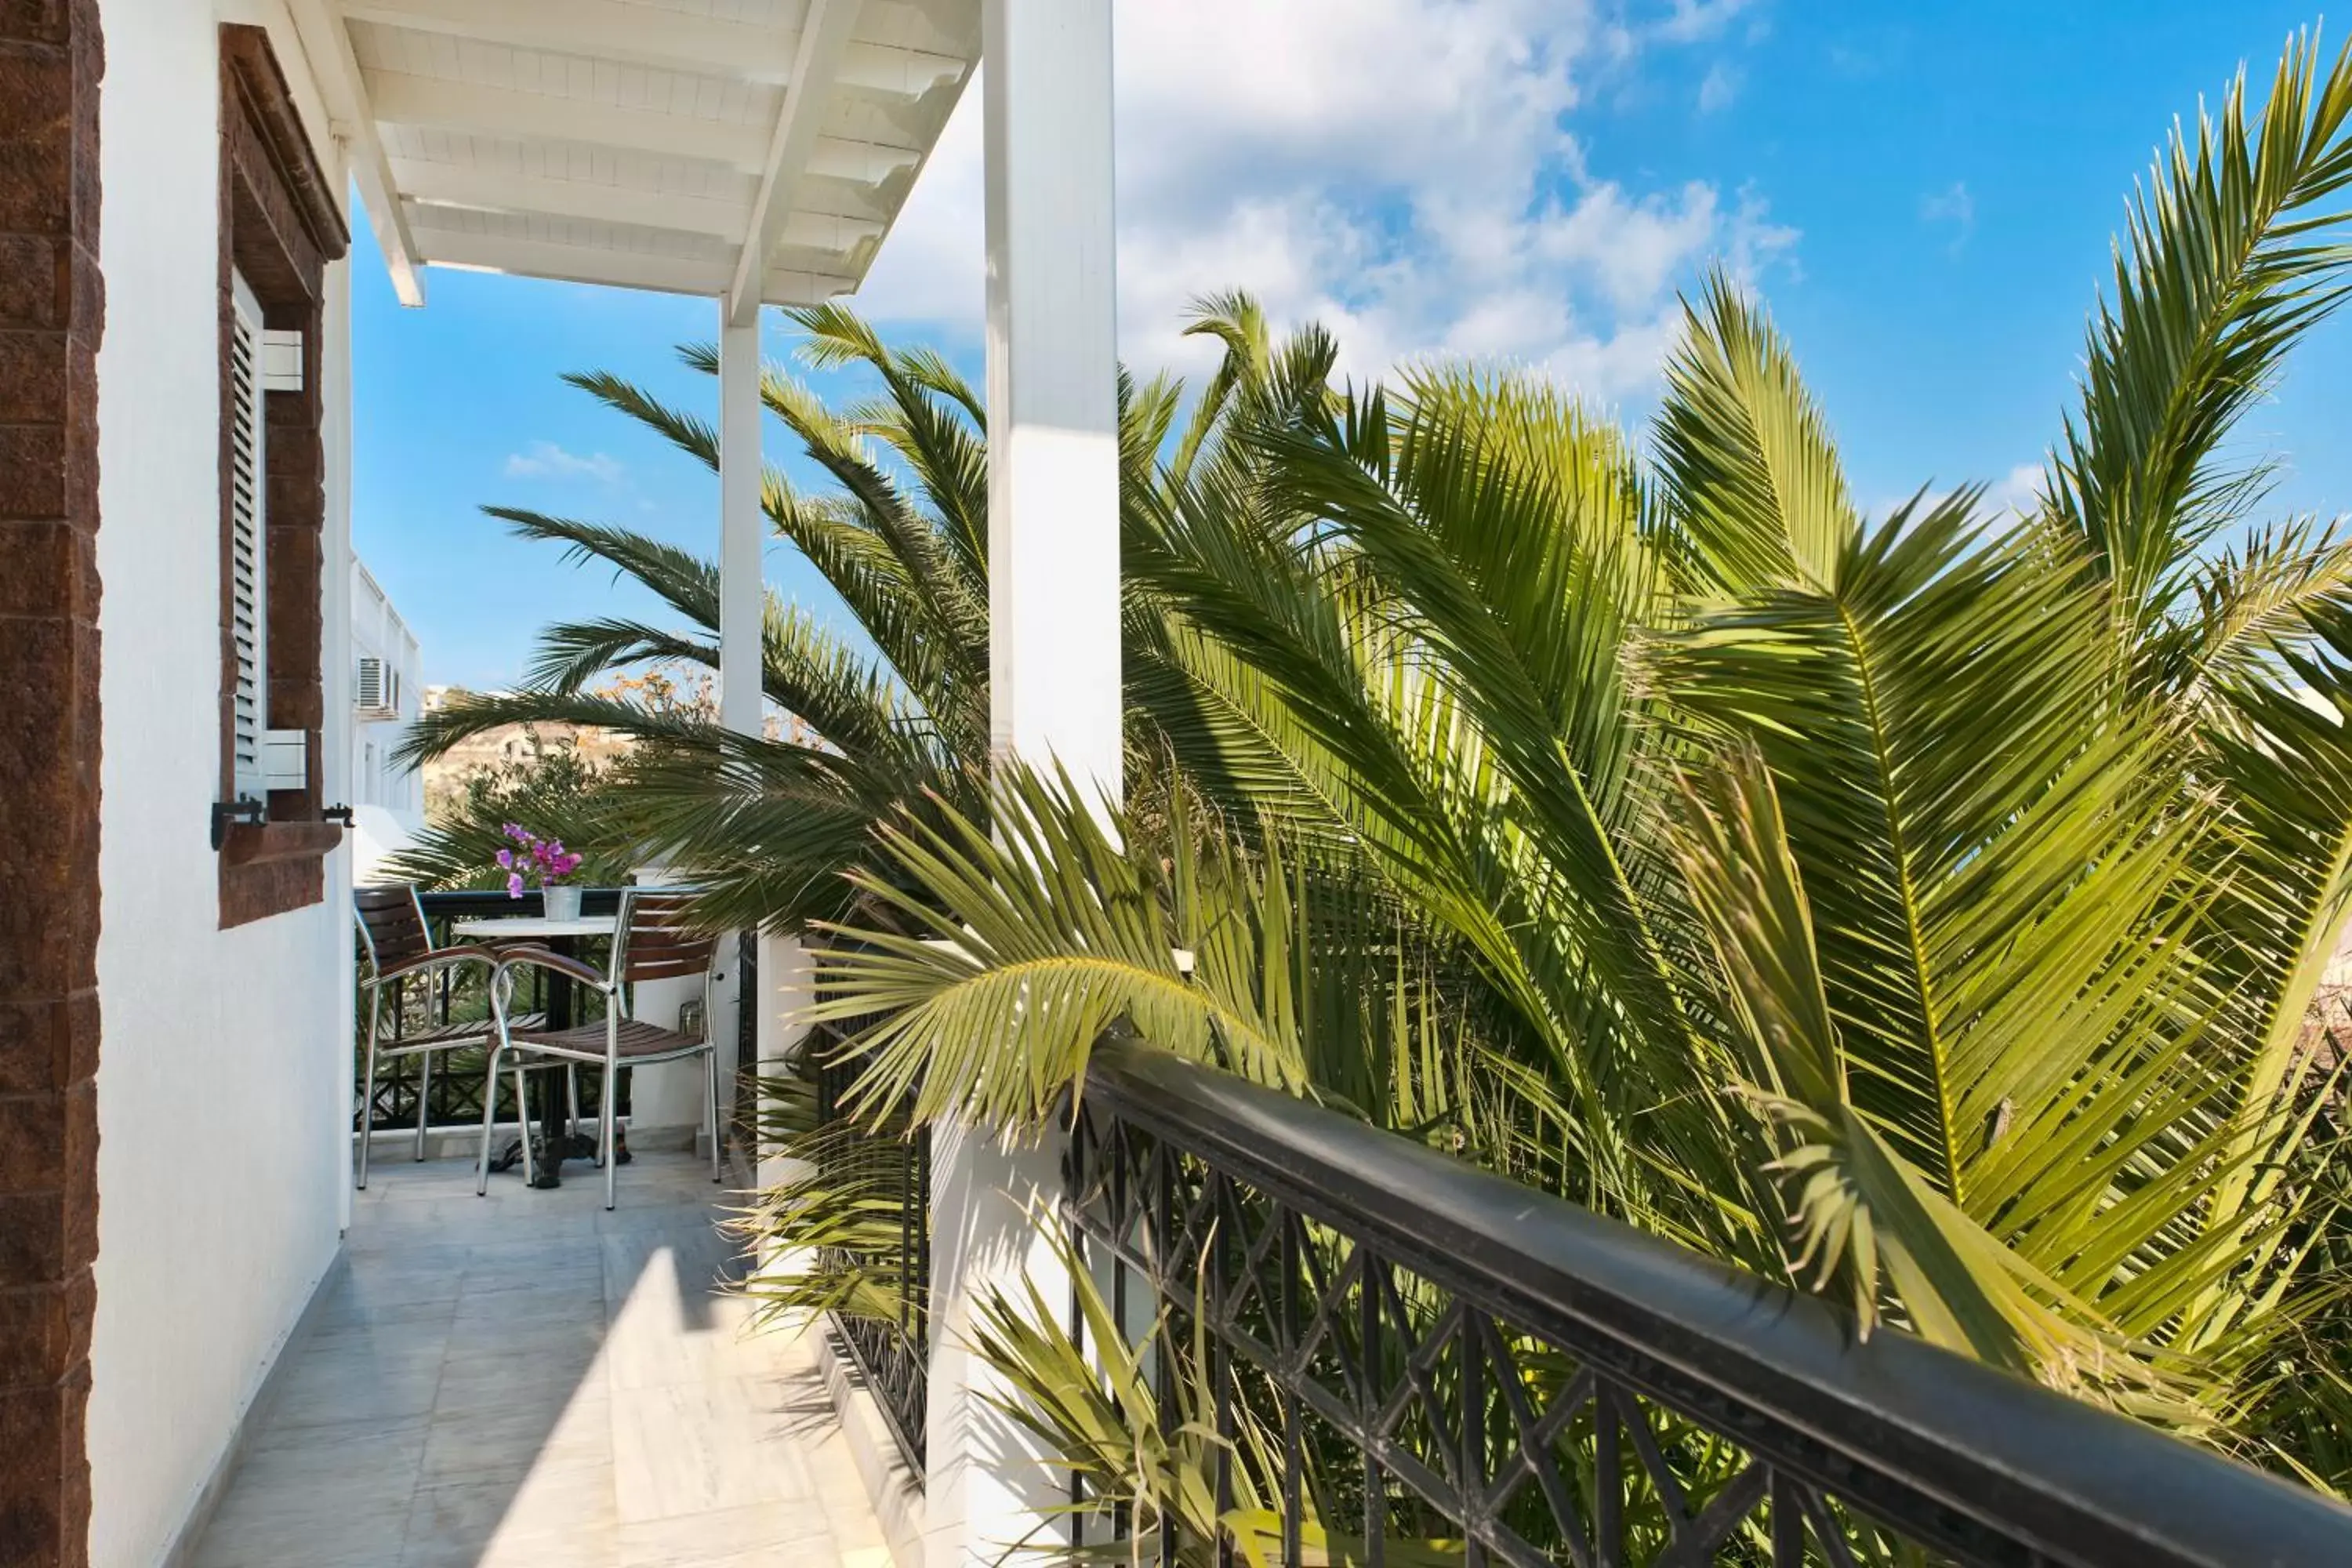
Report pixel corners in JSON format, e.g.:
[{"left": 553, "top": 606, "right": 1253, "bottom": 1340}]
[
  {"left": 1535, "top": 180, "right": 1721, "bottom": 310},
  {"left": 503, "top": 441, "right": 625, "bottom": 485},
  {"left": 857, "top": 0, "right": 1796, "bottom": 406},
  {"left": 1725, "top": 185, "right": 1802, "bottom": 283},
  {"left": 1921, "top": 180, "right": 1974, "bottom": 250},
  {"left": 1657, "top": 0, "right": 1761, "bottom": 44},
  {"left": 1985, "top": 461, "right": 2046, "bottom": 518},
  {"left": 1697, "top": 60, "right": 1742, "bottom": 113}
]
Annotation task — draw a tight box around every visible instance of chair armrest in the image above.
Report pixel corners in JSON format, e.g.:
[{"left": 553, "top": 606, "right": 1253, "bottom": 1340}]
[
  {"left": 492, "top": 946, "right": 614, "bottom": 992},
  {"left": 367, "top": 949, "right": 503, "bottom": 988}
]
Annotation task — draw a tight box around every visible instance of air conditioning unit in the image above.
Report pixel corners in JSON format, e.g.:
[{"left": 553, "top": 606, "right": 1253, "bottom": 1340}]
[{"left": 355, "top": 655, "right": 397, "bottom": 719}]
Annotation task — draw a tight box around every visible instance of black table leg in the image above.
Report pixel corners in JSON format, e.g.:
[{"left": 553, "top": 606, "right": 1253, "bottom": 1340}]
[{"left": 528, "top": 936, "right": 576, "bottom": 1189}]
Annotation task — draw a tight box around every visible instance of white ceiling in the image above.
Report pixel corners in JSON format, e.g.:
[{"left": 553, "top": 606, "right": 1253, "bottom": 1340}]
[{"left": 289, "top": 0, "right": 979, "bottom": 317}]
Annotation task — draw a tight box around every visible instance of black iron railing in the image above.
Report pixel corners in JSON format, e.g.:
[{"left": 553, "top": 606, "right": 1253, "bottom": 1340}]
[
  {"left": 1064, "top": 1040, "right": 2352, "bottom": 1568},
  {"left": 811, "top": 1018, "right": 931, "bottom": 1477},
  {"left": 733, "top": 931, "right": 759, "bottom": 1159}
]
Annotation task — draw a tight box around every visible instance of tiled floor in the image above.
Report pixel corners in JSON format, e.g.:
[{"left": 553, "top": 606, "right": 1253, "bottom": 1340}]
[{"left": 191, "top": 1150, "right": 889, "bottom": 1568}]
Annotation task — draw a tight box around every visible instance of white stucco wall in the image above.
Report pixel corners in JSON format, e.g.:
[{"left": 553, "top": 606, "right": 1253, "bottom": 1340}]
[
  {"left": 89, "top": 4, "right": 354, "bottom": 1563},
  {"left": 350, "top": 557, "right": 424, "bottom": 844}
]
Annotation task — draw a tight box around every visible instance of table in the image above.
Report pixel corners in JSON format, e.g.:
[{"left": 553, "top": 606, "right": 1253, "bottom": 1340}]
[{"left": 453, "top": 913, "right": 616, "bottom": 1189}]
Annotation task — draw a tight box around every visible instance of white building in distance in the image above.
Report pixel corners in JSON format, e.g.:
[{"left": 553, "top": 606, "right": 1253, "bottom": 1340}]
[{"left": 349, "top": 557, "right": 423, "bottom": 879}]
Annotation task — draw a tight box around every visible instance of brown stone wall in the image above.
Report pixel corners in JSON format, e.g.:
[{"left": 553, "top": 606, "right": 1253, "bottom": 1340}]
[{"left": 0, "top": 2, "right": 102, "bottom": 1566}]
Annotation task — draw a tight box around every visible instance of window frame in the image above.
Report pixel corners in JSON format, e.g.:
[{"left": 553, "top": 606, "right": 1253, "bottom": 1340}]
[{"left": 214, "top": 25, "right": 350, "bottom": 927}]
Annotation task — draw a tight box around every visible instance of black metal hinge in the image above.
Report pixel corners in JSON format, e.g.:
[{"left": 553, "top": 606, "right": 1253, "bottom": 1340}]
[{"left": 210, "top": 799, "right": 266, "bottom": 851}]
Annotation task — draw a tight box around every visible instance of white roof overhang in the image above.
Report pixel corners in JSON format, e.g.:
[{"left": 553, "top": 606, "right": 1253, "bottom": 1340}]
[{"left": 285, "top": 0, "right": 978, "bottom": 322}]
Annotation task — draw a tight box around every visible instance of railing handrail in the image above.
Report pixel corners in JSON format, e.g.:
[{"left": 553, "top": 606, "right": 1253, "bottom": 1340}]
[{"left": 1084, "top": 1039, "right": 2352, "bottom": 1568}]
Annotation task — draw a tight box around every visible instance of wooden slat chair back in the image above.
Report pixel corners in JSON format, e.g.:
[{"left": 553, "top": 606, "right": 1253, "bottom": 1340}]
[
  {"left": 615, "top": 891, "right": 718, "bottom": 985},
  {"left": 354, "top": 885, "right": 434, "bottom": 975},
  {"left": 478, "top": 886, "right": 724, "bottom": 1208},
  {"left": 352, "top": 882, "right": 510, "bottom": 1189}
]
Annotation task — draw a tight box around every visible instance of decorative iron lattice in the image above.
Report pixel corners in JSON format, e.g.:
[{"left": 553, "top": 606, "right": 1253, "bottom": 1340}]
[
  {"left": 355, "top": 1046, "right": 622, "bottom": 1134},
  {"left": 358, "top": 1048, "right": 488, "bottom": 1132},
  {"left": 812, "top": 1021, "right": 931, "bottom": 1478},
  {"left": 1063, "top": 1040, "right": 2352, "bottom": 1568},
  {"left": 734, "top": 932, "right": 760, "bottom": 1154}
]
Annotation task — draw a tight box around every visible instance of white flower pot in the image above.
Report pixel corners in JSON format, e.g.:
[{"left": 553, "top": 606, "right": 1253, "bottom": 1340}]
[{"left": 542, "top": 884, "right": 583, "bottom": 922}]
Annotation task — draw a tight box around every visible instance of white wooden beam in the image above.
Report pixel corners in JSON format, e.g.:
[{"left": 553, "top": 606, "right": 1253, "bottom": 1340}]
[
  {"left": 837, "top": 41, "right": 967, "bottom": 99},
  {"left": 726, "top": 0, "right": 862, "bottom": 325},
  {"left": 411, "top": 230, "right": 731, "bottom": 296},
  {"left": 759, "top": 265, "right": 863, "bottom": 306},
  {"left": 393, "top": 160, "right": 750, "bottom": 238},
  {"left": 807, "top": 136, "right": 923, "bottom": 187},
  {"left": 416, "top": 229, "right": 861, "bottom": 302},
  {"left": 861, "top": 0, "right": 980, "bottom": 60},
  {"left": 344, "top": 0, "right": 966, "bottom": 99},
  {"left": 343, "top": 0, "right": 801, "bottom": 81},
  {"left": 365, "top": 71, "right": 771, "bottom": 171},
  {"left": 392, "top": 162, "right": 888, "bottom": 254},
  {"left": 793, "top": 179, "right": 894, "bottom": 226},
  {"left": 286, "top": 0, "right": 426, "bottom": 305},
  {"left": 775, "top": 210, "right": 889, "bottom": 252}
]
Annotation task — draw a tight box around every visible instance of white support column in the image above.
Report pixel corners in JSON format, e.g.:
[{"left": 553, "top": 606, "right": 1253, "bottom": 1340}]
[
  {"left": 980, "top": 4, "right": 1123, "bottom": 792},
  {"left": 718, "top": 310, "right": 765, "bottom": 740},
  {"left": 927, "top": 5, "right": 1120, "bottom": 1568},
  {"left": 710, "top": 309, "right": 767, "bottom": 1157},
  {"left": 325, "top": 242, "right": 358, "bottom": 1232}
]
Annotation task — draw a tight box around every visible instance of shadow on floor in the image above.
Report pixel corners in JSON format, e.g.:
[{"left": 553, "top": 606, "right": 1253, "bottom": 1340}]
[{"left": 189, "top": 1149, "right": 891, "bottom": 1568}]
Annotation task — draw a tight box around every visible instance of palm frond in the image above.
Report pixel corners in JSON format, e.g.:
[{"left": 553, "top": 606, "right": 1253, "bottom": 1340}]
[
  {"left": 1666, "top": 747, "right": 2209, "bottom": 1421},
  {"left": 814, "top": 762, "right": 1321, "bottom": 1131},
  {"left": 1653, "top": 274, "right": 1857, "bottom": 596},
  {"left": 2050, "top": 27, "right": 2352, "bottom": 638},
  {"left": 2169, "top": 516, "right": 2352, "bottom": 698},
  {"left": 562, "top": 368, "right": 719, "bottom": 469},
  {"left": 486, "top": 506, "right": 722, "bottom": 626},
  {"left": 392, "top": 688, "right": 713, "bottom": 769},
  {"left": 615, "top": 728, "right": 946, "bottom": 932}
]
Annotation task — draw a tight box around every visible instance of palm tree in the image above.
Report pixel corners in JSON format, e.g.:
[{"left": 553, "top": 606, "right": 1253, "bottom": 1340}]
[
  {"left": 387, "top": 311, "right": 1000, "bottom": 924},
  {"left": 809, "top": 26, "right": 2352, "bottom": 1486},
  {"left": 395, "top": 305, "right": 1259, "bottom": 927}
]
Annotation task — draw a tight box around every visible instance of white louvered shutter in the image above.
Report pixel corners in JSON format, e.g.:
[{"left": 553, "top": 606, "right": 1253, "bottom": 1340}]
[
  {"left": 229, "top": 270, "right": 269, "bottom": 801},
  {"left": 355, "top": 655, "right": 385, "bottom": 713}
]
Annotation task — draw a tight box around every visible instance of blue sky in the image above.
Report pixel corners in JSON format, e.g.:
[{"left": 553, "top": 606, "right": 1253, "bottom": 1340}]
[{"left": 353, "top": 0, "right": 2352, "bottom": 689}]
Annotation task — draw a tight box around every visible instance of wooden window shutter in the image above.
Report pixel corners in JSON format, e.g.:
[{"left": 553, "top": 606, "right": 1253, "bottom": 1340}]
[{"left": 229, "top": 269, "right": 269, "bottom": 802}]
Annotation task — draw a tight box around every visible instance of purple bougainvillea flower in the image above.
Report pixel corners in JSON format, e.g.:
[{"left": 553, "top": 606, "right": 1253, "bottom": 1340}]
[{"left": 492, "top": 824, "right": 592, "bottom": 888}]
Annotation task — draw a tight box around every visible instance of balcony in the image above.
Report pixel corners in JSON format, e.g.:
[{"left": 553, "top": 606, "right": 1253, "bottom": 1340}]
[{"left": 22, "top": 3, "right": 2352, "bottom": 1566}]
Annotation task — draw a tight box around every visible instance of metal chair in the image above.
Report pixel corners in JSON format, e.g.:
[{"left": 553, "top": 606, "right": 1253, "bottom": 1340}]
[
  {"left": 480, "top": 889, "right": 722, "bottom": 1209},
  {"left": 353, "top": 886, "right": 544, "bottom": 1189}
]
